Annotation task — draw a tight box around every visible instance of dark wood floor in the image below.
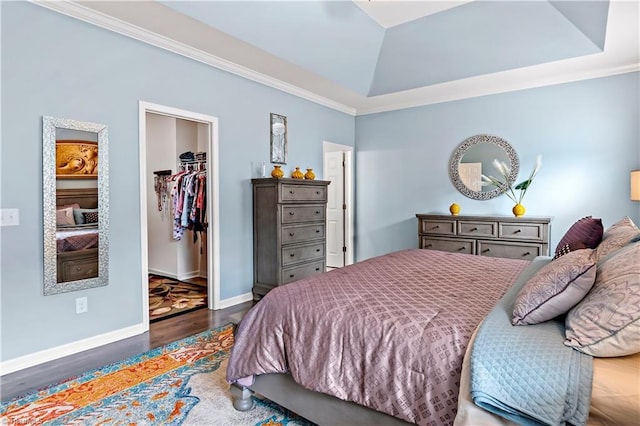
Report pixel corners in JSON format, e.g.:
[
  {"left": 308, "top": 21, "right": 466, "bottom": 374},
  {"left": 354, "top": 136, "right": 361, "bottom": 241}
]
[{"left": 0, "top": 301, "right": 253, "bottom": 402}]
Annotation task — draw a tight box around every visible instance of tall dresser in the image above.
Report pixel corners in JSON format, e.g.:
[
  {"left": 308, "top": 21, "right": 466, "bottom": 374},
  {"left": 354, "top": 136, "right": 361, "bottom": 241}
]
[
  {"left": 252, "top": 178, "right": 330, "bottom": 299},
  {"left": 416, "top": 213, "right": 551, "bottom": 261}
]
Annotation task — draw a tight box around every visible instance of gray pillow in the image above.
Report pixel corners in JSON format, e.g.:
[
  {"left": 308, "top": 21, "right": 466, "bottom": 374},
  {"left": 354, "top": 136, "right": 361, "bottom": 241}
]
[
  {"left": 565, "top": 241, "right": 640, "bottom": 357},
  {"left": 73, "top": 208, "right": 98, "bottom": 225},
  {"left": 512, "top": 249, "right": 596, "bottom": 326}
]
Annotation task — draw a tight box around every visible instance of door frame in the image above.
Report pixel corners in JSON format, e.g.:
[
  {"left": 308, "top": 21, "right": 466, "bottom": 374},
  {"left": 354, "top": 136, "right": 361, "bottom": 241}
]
[
  {"left": 138, "top": 101, "right": 221, "bottom": 326},
  {"left": 323, "top": 141, "right": 354, "bottom": 266}
]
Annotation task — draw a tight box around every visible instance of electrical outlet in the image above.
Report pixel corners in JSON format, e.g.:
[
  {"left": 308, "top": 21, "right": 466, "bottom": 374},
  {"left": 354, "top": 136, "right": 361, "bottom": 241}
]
[
  {"left": 76, "top": 297, "right": 88, "bottom": 314},
  {"left": 0, "top": 208, "right": 19, "bottom": 227}
]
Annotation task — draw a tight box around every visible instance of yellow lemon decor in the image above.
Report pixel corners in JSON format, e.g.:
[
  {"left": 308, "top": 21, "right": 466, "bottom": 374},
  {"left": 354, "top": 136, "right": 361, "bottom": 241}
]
[
  {"left": 271, "top": 165, "right": 284, "bottom": 179},
  {"left": 449, "top": 203, "right": 461, "bottom": 216},
  {"left": 291, "top": 167, "right": 304, "bottom": 179},
  {"left": 304, "top": 168, "right": 316, "bottom": 180},
  {"left": 512, "top": 203, "right": 526, "bottom": 217}
]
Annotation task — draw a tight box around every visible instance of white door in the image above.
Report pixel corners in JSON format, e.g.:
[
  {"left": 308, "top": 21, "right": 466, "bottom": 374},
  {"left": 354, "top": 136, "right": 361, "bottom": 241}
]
[{"left": 324, "top": 150, "right": 345, "bottom": 268}]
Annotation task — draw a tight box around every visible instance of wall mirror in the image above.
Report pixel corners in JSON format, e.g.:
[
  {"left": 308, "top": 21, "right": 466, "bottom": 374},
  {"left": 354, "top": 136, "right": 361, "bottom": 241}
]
[
  {"left": 43, "top": 116, "right": 109, "bottom": 295},
  {"left": 449, "top": 134, "right": 519, "bottom": 200},
  {"left": 270, "top": 112, "right": 287, "bottom": 164}
]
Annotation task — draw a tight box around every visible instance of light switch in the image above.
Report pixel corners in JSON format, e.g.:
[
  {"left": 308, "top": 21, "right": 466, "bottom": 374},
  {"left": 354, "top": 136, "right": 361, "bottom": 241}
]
[{"left": 0, "top": 209, "right": 19, "bottom": 227}]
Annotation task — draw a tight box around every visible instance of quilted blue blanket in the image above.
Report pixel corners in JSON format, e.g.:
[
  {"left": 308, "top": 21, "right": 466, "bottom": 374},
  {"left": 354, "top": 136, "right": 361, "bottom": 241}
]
[{"left": 470, "top": 257, "right": 593, "bottom": 426}]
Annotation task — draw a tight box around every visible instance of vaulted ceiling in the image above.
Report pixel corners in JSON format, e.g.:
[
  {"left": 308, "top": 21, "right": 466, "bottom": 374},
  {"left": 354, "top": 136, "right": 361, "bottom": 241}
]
[{"left": 55, "top": 1, "right": 639, "bottom": 114}]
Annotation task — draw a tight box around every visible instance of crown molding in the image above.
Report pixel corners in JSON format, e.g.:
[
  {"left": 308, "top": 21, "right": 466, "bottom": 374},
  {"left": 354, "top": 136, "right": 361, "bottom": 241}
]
[
  {"left": 355, "top": 62, "right": 640, "bottom": 116},
  {"left": 32, "top": 1, "right": 357, "bottom": 116}
]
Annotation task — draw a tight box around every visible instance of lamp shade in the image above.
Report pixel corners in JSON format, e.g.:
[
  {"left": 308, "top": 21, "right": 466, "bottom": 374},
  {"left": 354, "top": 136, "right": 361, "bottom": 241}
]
[{"left": 631, "top": 170, "right": 640, "bottom": 201}]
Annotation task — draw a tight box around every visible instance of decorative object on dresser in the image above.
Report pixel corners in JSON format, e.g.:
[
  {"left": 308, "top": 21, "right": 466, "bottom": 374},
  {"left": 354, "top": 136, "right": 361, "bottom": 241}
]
[
  {"left": 252, "top": 178, "right": 330, "bottom": 299},
  {"left": 449, "top": 203, "right": 461, "bottom": 216},
  {"left": 270, "top": 164, "right": 284, "bottom": 179},
  {"left": 416, "top": 213, "right": 551, "bottom": 260},
  {"left": 304, "top": 168, "right": 315, "bottom": 180},
  {"left": 291, "top": 167, "right": 304, "bottom": 179}
]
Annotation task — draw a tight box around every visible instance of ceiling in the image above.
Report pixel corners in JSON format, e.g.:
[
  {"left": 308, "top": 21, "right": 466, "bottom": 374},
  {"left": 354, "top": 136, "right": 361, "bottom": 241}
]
[{"left": 49, "top": 1, "right": 639, "bottom": 115}]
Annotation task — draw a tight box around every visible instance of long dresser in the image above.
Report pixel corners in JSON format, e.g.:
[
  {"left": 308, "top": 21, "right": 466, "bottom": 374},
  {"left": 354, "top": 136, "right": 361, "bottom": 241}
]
[
  {"left": 416, "top": 213, "right": 551, "bottom": 261},
  {"left": 252, "top": 178, "right": 330, "bottom": 299}
]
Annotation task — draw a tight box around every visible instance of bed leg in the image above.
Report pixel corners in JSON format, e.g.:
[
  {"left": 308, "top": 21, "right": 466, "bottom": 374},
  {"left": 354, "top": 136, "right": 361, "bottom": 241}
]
[{"left": 230, "top": 383, "right": 254, "bottom": 411}]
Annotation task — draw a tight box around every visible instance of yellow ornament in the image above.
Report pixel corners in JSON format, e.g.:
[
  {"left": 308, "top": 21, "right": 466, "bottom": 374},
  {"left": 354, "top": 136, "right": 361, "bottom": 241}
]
[
  {"left": 271, "top": 165, "right": 284, "bottom": 179},
  {"left": 512, "top": 203, "right": 526, "bottom": 217},
  {"left": 304, "top": 168, "right": 316, "bottom": 180},
  {"left": 449, "top": 203, "right": 461, "bottom": 216},
  {"left": 291, "top": 167, "right": 304, "bottom": 179}
]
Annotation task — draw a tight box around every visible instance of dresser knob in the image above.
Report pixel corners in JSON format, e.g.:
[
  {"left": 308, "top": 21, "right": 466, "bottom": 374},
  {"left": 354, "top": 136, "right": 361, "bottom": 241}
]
[
  {"left": 315, "top": 211, "right": 320, "bottom": 214},
  {"left": 470, "top": 227, "right": 478, "bottom": 232},
  {"left": 458, "top": 247, "right": 466, "bottom": 251},
  {"left": 290, "top": 274, "right": 295, "bottom": 278},
  {"left": 315, "top": 267, "right": 320, "bottom": 271},
  {"left": 289, "top": 190, "right": 294, "bottom": 194},
  {"left": 289, "top": 232, "right": 294, "bottom": 236},
  {"left": 316, "top": 191, "right": 320, "bottom": 194},
  {"left": 315, "top": 229, "right": 320, "bottom": 233},
  {"left": 289, "top": 212, "right": 295, "bottom": 215},
  {"left": 316, "top": 248, "right": 321, "bottom": 252},
  {"left": 290, "top": 253, "right": 295, "bottom": 257},
  {"left": 433, "top": 225, "right": 440, "bottom": 229},
  {"left": 514, "top": 229, "right": 522, "bottom": 233},
  {"left": 425, "top": 244, "right": 433, "bottom": 248},
  {"left": 76, "top": 267, "right": 81, "bottom": 271},
  {"left": 482, "top": 249, "right": 490, "bottom": 253},
  {"left": 522, "top": 251, "right": 531, "bottom": 256}
]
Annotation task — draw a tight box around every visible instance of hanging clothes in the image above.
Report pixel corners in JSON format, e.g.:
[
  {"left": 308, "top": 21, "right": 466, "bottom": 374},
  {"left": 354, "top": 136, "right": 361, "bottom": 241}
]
[{"left": 167, "top": 162, "right": 207, "bottom": 242}]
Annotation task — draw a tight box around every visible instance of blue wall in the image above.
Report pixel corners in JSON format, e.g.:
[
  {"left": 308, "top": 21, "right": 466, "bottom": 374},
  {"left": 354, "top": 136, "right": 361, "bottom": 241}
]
[
  {"left": 355, "top": 72, "right": 640, "bottom": 261},
  {"left": 0, "top": 3, "right": 354, "bottom": 362}
]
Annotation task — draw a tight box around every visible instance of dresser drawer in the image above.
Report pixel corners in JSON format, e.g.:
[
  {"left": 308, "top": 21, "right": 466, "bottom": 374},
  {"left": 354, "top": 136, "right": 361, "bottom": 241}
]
[
  {"left": 282, "top": 205, "right": 325, "bottom": 224},
  {"left": 420, "top": 237, "right": 475, "bottom": 255},
  {"left": 60, "top": 257, "right": 98, "bottom": 281},
  {"left": 282, "top": 242, "right": 325, "bottom": 266},
  {"left": 478, "top": 240, "right": 543, "bottom": 261},
  {"left": 458, "top": 220, "right": 497, "bottom": 238},
  {"left": 282, "top": 224, "right": 325, "bottom": 244},
  {"left": 280, "top": 184, "right": 327, "bottom": 203},
  {"left": 499, "top": 222, "right": 546, "bottom": 242},
  {"left": 419, "top": 219, "right": 456, "bottom": 236},
  {"left": 282, "top": 261, "right": 325, "bottom": 284}
]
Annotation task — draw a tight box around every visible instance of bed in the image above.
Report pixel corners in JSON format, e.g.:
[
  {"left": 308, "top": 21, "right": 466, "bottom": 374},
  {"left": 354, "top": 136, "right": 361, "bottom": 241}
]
[
  {"left": 55, "top": 188, "right": 99, "bottom": 283},
  {"left": 226, "top": 217, "right": 640, "bottom": 426}
]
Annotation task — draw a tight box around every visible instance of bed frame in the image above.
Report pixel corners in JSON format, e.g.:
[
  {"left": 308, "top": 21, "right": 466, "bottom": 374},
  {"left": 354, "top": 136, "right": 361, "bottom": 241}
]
[
  {"left": 56, "top": 188, "right": 99, "bottom": 283},
  {"left": 231, "top": 365, "right": 411, "bottom": 425}
]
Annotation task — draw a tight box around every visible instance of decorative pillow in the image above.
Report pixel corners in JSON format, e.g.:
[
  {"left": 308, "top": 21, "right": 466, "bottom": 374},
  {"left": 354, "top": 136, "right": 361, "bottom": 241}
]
[
  {"left": 73, "top": 208, "right": 98, "bottom": 225},
  {"left": 83, "top": 211, "right": 99, "bottom": 224},
  {"left": 56, "top": 207, "right": 76, "bottom": 226},
  {"left": 565, "top": 241, "right": 640, "bottom": 357},
  {"left": 512, "top": 249, "right": 597, "bottom": 326},
  {"left": 594, "top": 216, "right": 639, "bottom": 263},
  {"left": 553, "top": 216, "right": 603, "bottom": 259}
]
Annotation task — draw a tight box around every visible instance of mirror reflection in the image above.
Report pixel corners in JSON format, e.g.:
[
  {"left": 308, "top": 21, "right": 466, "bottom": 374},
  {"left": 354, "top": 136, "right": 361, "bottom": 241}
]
[
  {"left": 449, "top": 134, "right": 519, "bottom": 200},
  {"left": 43, "top": 116, "right": 109, "bottom": 295}
]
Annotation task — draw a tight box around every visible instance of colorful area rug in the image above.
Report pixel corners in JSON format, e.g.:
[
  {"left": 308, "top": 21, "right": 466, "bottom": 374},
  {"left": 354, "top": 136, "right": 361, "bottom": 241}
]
[{"left": 0, "top": 324, "right": 314, "bottom": 425}]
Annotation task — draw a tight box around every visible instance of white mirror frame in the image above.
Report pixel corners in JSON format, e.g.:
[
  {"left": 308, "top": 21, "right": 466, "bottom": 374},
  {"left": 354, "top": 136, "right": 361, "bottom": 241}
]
[
  {"left": 449, "top": 134, "right": 519, "bottom": 200},
  {"left": 43, "top": 116, "right": 109, "bottom": 295}
]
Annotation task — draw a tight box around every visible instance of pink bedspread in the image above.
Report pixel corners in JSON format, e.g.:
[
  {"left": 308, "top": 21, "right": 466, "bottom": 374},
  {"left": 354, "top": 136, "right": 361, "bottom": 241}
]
[
  {"left": 226, "top": 249, "right": 529, "bottom": 425},
  {"left": 56, "top": 228, "right": 98, "bottom": 252}
]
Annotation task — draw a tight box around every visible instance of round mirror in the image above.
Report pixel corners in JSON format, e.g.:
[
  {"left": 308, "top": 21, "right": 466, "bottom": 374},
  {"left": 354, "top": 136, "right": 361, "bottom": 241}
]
[{"left": 449, "top": 134, "right": 519, "bottom": 200}]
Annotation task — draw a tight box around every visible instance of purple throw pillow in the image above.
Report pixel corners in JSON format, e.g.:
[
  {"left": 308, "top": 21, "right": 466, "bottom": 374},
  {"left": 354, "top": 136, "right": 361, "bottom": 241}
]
[{"left": 554, "top": 216, "right": 603, "bottom": 259}]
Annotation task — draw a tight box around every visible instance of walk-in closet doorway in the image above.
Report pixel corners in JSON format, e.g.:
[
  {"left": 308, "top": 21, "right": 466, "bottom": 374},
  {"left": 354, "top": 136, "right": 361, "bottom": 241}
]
[{"left": 138, "top": 101, "right": 220, "bottom": 327}]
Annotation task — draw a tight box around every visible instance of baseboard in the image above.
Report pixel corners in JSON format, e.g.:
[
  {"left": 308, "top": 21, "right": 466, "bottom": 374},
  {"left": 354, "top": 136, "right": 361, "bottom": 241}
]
[
  {"left": 148, "top": 268, "right": 177, "bottom": 279},
  {"left": 0, "top": 323, "right": 147, "bottom": 376},
  {"left": 217, "top": 292, "right": 253, "bottom": 310},
  {"left": 148, "top": 269, "right": 206, "bottom": 281}
]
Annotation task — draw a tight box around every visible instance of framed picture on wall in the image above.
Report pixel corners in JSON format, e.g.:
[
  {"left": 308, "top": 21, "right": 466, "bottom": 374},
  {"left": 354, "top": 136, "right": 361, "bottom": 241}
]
[
  {"left": 270, "top": 113, "right": 287, "bottom": 164},
  {"left": 55, "top": 140, "right": 99, "bottom": 179}
]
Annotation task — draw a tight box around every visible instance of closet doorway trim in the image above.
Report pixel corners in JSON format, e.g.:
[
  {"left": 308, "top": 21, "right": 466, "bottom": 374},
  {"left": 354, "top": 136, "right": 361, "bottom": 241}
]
[{"left": 138, "top": 101, "right": 221, "bottom": 326}]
